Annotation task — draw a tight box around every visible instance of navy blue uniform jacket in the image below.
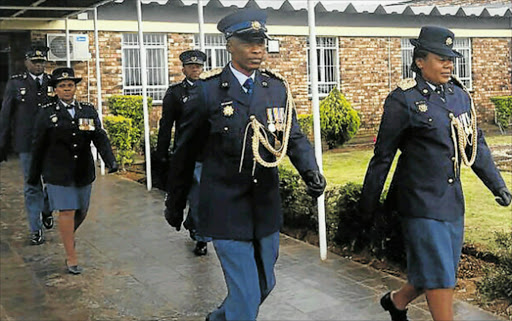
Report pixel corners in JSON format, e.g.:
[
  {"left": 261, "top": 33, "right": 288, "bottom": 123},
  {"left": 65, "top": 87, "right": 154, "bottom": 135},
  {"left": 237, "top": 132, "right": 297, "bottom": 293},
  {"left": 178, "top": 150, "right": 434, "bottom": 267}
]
[
  {"left": 0, "top": 72, "right": 51, "bottom": 153},
  {"left": 360, "top": 75, "right": 506, "bottom": 222},
  {"left": 167, "top": 66, "right": 319, "bottom": 240},
  {"left": 28, "top": 100, "right": 116, "bottom": 187}
]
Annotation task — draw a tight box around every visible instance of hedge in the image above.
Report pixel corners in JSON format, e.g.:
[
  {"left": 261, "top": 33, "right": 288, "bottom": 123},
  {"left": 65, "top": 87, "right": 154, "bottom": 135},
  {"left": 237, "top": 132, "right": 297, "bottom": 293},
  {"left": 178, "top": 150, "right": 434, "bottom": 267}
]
[
  {"left": 491, "top": 96, "right": 512, "bottom": 130},
  {"left": 106, "top": 95, "right": 153, "bottom": 152},
  {"left": 103, "top": 115, "right": 138, "bottom": 169}
]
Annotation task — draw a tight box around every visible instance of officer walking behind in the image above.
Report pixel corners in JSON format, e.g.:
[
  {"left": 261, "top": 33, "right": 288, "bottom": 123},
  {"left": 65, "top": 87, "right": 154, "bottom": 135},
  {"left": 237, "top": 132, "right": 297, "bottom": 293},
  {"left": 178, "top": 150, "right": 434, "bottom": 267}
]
[
  {"left": 165, "top": 8, "right": 326, "bottom": 321},
  {"left": 0, "top": 46, "right": 54, "bottom": 245},
  {"left": 28, "top": 67, "right": 118, "bottom": 274},
  {"left": 360, "top": 26, "right": 511, "bottom": 321},
  {"left": 157, "top": 49, "right": 211, "bottom": 256}
]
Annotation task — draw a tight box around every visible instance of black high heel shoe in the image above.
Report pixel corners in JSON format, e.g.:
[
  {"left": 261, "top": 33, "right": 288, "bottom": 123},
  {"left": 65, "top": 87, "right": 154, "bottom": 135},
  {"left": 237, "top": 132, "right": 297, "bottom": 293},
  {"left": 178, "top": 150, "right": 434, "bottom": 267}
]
[{"left": 65, "top": 259, "right": 83, "bottom": 275}]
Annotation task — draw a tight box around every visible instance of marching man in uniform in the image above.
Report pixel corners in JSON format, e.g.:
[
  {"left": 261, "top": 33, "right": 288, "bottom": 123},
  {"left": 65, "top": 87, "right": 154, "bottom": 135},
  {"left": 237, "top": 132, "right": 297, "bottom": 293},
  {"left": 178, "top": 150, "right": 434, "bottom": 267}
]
[
  {"left": 165, "top": 8, "right": 326, "bottom": 321},
  {"left": 0, "top": 45, "right": 54, "bottom": 245}
]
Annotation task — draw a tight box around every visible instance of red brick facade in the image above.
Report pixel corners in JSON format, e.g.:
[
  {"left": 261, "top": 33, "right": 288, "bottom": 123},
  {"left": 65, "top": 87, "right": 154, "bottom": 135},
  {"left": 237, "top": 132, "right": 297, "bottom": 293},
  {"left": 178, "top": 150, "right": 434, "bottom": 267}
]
[{"left": 32, "top": 30, "right": 512, "bottom": 131}]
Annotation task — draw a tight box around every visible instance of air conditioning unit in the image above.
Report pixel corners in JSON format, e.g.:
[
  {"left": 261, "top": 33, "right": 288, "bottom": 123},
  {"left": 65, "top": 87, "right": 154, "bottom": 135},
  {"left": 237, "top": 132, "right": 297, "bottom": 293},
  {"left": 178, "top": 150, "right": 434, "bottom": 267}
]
[{"left": 47, "top": 33, "right": 90, "bottom": 61}]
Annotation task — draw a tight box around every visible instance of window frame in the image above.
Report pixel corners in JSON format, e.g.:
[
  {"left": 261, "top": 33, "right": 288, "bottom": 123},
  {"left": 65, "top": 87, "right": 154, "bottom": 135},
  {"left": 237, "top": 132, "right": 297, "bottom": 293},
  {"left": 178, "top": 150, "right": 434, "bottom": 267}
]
[
  {"left": 306, "top": 36, "right": 340, "bottom": 98},
  {"left": 194, "top": 34, "right": 231, "bottom": 71},
  {"left": 121, "top": 33, "right": 169, "bottom": 103}
]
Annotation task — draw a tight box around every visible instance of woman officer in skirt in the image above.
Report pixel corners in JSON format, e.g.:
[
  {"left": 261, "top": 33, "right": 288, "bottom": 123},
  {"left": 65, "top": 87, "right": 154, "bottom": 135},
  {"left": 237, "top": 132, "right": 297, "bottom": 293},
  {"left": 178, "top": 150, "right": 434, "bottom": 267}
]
[
  {"left": 29, "top": 67, "right": 117, "bottom": 274},
  {"left": 360, "top": 26, "right": 511, "bottom": 321}
]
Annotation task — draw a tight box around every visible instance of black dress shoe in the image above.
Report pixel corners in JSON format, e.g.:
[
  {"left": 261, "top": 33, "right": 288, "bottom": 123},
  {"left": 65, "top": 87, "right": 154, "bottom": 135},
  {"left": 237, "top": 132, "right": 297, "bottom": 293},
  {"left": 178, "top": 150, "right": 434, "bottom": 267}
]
[
  {"left": 380, "top": 292, "right": 409, "bottom": 321},
  {"left": 193, "top": 241, "right": 208, "bottom": 256},
  {"left": 42, "top": 212, "right": 54, "bottom": 229},
  {"left": 30, "top": 230, "right": 45, "bottom": 245}
]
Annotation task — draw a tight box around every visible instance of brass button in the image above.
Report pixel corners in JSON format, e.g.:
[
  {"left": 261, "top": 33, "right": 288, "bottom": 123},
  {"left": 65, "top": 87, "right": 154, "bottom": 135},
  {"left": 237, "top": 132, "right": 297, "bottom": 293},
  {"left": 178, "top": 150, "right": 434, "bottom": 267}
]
[
  {"left": 253, "top": 179, "right": 258, "bottom": 184},
  {"left": 73, "top": 144, "right": 77, "bottom": 148},
  {"left": 38, "top": 103, "right": 41, "bottom": 106},
  {"left": 428, "top": 118, "right": 432, "bottom": 122},
  {"left": 73, "top": 155, "right": 78, "bottom": 159},
  {"left": 449, "top": 113, "right": 454, "bottom": 118},
  {"left": 224, "top": 127, "right": 228, "bottom": 131},
  {"left": 448, "top": 178, "right": 454, "bottom": 184},
  {"left": 72, "top": 133, "right": 76, "bottom": 136},
  {"left": 451, "top": 157, "right": 456, "bottom": 161},
  {"left": 71, "top": 121, "right": 75, "bottom": 124}
]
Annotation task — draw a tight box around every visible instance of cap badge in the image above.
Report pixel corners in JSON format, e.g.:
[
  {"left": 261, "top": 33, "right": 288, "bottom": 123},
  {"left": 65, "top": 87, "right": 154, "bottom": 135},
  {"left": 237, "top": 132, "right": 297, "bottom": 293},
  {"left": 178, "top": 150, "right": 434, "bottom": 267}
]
[
  {"left": 445, "top": 37, "right": 453, "bottom": 46},
  {"left": 251, "top": 21, "right": 261, "bottom": 30},
  {"left": 62, "top": 72, "right": 69, "bottom": 78},
  {"left": 221, "top": 101, "right": 234, "bottom": 117},
  {"left": 35, "top": 50, "right": 42, "bottom": 56},
  {"left": 191, "top": 56, "right": 198, "bottom": 62}
]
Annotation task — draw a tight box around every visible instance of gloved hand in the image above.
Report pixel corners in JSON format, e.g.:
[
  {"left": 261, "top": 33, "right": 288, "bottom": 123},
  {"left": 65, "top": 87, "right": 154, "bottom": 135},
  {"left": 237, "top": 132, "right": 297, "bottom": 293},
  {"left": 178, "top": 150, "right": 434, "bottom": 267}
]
[
  {"left": 108, "top": 161, "right": 118, "bottom": 174},
  {"left": 303, "top": 170, "right": 326, "bottom": 198},
  {"left": 164, "top": 194, "right": 183, "bottom": 231},
  {"left": 495, "top": 187, "right": 511, "bottom": 207}
]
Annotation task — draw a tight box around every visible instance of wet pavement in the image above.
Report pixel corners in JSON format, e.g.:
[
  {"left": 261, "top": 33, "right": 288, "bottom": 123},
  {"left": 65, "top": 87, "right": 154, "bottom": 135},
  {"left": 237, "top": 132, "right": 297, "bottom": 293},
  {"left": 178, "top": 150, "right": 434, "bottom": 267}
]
[{"left": 0, "top": 158, "right": 505, "bottom": 321}]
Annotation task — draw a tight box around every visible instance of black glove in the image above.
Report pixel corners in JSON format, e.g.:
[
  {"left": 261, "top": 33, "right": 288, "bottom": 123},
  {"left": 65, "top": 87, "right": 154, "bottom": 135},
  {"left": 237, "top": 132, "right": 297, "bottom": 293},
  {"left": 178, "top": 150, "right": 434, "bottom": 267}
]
[
  {"left": 304, "top": 170, "right": 326, "bottom": 198},
  {"left": 495, "top": 187, "right": 511, "bottom": 207},
  {"left": 164, "top": 194, "right": 183, "bottom": 231},
  {"left": 0, "top": 147, "right": 7, "bottom": 163},
  {"left": 108, "top": 161, "right": 118, "bottom": 174}
]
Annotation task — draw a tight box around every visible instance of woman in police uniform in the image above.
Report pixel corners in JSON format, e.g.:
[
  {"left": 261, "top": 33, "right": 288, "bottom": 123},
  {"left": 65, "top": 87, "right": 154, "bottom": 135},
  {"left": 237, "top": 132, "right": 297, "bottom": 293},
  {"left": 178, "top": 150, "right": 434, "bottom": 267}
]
[
  {"left": 360, "top": 26, "right": 511, "bottom": 321},
  {"left": 29, "top": 67, "right": 117, "bottom": 274}
]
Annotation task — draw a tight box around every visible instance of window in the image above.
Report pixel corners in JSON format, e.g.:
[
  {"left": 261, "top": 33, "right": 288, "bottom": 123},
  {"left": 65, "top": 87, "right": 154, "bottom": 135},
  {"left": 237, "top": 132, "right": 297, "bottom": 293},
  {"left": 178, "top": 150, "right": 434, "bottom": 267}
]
[
  {"left": 194, "top": 34, "right": 231, "bottom": 71},
  {"left": 122, "top": 33, "right": 168, "bottom": 102},
  {"left": 307, "top": 37, "right": 339, "bottom": 97},
  {"left": 401, "top": 38, "right": 472, "bottom": 89}
]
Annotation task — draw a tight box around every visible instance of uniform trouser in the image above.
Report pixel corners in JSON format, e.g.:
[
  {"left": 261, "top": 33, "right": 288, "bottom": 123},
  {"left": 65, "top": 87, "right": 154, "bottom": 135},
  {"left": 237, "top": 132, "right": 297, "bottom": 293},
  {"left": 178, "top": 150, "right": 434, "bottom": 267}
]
[
  {"left": 208, "top": 231, "right": 280, "bottom": 321},
  {"left": 19, "top": 152, "right": 49, "bottom": 232},
  {"left": 184, "top": 162, "right": 211, "bottom": 243}
]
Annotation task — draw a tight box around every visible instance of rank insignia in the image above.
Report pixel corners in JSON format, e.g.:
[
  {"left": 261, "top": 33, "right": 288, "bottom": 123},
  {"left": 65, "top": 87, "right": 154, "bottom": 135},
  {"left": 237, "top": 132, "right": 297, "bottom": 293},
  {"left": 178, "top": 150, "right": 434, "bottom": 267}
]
[
  {"left": 261, "top": 81, "right": 268, "bottom": 88},
  {"left": 20, "top": 88, "right": 26, "bottom": 95},
  {"left": 182, "top": 96, "right": 189, "bottom": 103},
  {"left": 221, "top": 101, "right": 234, "bottom": 117},
  {"left": 50, "top": 115, "right": 58, "bottom": 123},
  {"left": 415, "top": 100, "right": 428, "bottom": 113},
  {"left": 79, "top": 118, "right": 95, "bottom": 131},
  {"left": 221, "top": 82, "right": 229, "bottom": 88},
  {"left": 47, "top": 86, "right": 53, "bottom": 93},
  {"left": 422, "top": 88, "right": 429, "bottom": 95}
]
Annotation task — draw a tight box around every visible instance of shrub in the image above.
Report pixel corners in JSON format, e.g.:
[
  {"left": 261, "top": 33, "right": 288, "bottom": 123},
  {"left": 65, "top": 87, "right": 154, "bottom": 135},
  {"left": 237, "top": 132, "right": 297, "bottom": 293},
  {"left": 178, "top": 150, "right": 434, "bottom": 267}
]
[
  {"left": 106, "top": 95, "right": 153, "bottom": 152},
  {"left": 478, "top": 231, "right": 512, "bottom": 302},
  {"left": 298, "top": 114, "right": 313, "bottom": 140},
  {"left": 491, "top": 96, "right": 512, "bottom": 130},
  {"left": 320, "top": 88, "right": 360, "bottom": 149},
  {"left": 103, "top": 115, "right": 138, "bottom": 170}
]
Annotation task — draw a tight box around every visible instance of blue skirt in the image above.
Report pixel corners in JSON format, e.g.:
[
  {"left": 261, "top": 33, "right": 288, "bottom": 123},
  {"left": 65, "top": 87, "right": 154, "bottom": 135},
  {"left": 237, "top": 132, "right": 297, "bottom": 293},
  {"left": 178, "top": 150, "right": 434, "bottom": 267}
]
[
  {"left": 401, "top": 215, "right": 464, "bottom": 289},
  {"left": 46, "top": 184, "right": 92, "bottom": 212}
]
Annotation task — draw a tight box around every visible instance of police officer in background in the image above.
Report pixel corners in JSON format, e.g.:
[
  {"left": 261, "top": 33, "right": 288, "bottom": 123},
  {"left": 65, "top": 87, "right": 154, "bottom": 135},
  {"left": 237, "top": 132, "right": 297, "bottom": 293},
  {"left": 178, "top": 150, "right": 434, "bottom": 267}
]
[
  {"left": 156, "top": 49, "right": 211, "bottom": 256},
  {"left": 360, "top": 26, "right": 511, "bottom": 321},
  {"left": 165, "top": 8, "right": 326, "bottom": 321},
  {"left": 0, "top": 45, "right": 54, "bottom": 245},
  {"left": 29, "top": 67, "right": 117, "bottom": 274}
]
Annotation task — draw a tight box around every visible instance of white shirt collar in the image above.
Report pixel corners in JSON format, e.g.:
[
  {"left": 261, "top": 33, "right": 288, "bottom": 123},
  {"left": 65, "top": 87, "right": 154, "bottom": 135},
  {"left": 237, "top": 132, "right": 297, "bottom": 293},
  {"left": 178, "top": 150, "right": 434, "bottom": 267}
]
[
  {"left": 229, "top": 62, "right": 255, "bottom": 88},
  {"left": 186, "top": 79, "right": 195, "bottom": 86},
  {"left": 60, "top": 99, "right": 76, "bottom": 108},
  {"left": 29, "top": 73, "right": 42, "bottom": 82}
]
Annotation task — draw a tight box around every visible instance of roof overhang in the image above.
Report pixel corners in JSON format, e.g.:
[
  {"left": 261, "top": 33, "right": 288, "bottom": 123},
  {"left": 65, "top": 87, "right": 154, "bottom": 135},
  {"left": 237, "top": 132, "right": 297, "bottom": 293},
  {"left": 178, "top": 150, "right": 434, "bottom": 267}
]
[{"left": 0, "top": 0, "right": 115, "bottom": 21}]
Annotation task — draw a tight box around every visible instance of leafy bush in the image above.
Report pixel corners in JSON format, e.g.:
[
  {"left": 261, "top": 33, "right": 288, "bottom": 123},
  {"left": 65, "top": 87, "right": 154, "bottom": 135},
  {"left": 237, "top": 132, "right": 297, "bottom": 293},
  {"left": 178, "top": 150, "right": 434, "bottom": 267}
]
[
  {"left": 491, "top": 96, "right": 512, "bottom": 130},
  {"left": 106, "top": 95, "right": 153, "bottom": 152},
  {"left": 320, "top": 88, "right": 360, "bottom": 149},
  {"left": 478, "top": 231, "right": 512, "bottom": 302},
  {"left": 298, "top": 114, "right": 313, "bottom": 139},
  {"left": 103, "top": 115, "right": 138, "bottom": 169},
  {"left": 278, "top": 167, "right": 405, "bottom": 265}
]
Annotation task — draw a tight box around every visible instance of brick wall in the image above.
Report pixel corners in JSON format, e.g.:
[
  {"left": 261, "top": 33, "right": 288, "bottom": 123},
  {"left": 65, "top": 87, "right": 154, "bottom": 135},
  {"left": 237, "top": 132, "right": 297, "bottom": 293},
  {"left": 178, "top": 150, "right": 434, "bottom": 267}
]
[
  {"left": 32, "top": 30, "right": 511, "bottom": 132},
  {"left": 471, "top": 38, "right": 512, "bottom": 123}
]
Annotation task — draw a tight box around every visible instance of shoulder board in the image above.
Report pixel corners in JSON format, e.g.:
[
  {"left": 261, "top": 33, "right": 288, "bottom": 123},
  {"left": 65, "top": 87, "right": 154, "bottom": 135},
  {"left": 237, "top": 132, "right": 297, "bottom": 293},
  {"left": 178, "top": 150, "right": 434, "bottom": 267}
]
[
  {"left": 260, "top": 68, "right": 285, "bottom": 82},
  {"left": 200, "top": 68, "right": 223, "bottom": 80},
  {"left": 397, "top": 78, "right": 416, "bottom": 91},
  {"left": 42, "top": 101, "right": 57, "bottom": 109},
  {"left": 450, "top": 75, "right": 466, "bottom": 90},
  {"left": 11, "top": 73, "right": 27, "bottom": 80},
  {"left": 78, "top": 102, "right": 94, "bottom": 108}
]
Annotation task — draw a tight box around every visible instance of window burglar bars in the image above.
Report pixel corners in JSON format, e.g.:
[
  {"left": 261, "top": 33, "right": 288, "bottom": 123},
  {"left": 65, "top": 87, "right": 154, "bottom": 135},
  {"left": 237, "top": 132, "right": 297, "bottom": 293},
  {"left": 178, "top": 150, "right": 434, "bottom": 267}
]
[
  {"left": 401, "top": 38, "right": 472, "bottom": 89},
  {"left": 122, "top": 33, "right": 168, "bottom": 102},
  {"left": 194, "top": 34, "right": 231, "bottom": 71},
  {"left": 307, "top": 37, "right": 340, "bottom": 97}
]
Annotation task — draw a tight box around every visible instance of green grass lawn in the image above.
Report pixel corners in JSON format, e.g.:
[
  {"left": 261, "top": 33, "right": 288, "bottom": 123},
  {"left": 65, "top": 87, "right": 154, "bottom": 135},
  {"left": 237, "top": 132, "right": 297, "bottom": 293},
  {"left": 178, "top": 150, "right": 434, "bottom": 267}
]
[{"left": 285, "top": 134, "right": 512, "bottom": 251}]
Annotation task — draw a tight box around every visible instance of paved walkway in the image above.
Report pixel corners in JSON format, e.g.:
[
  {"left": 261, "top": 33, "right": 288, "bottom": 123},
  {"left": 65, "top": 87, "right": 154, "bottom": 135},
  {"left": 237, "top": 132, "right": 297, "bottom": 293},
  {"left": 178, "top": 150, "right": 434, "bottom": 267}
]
[{"left": 0, "top": 158, "right": 505, "bottom": 320}]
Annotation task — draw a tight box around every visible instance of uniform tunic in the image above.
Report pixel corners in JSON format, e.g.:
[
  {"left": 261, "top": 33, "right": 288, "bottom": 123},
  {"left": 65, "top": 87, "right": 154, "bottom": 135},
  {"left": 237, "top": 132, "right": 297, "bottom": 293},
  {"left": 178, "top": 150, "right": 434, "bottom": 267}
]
[
  {"left": 28, "top": 100, "right": 116, "bottom": 187},
  {"left": 0, "top": 72, "right": 51, "bottom": 153},
  {"left": 168, "top": 66, "right": 319, "bottom": 240},
  {"left": 360, "top": 75, "right": 506, "bottom": 221}
]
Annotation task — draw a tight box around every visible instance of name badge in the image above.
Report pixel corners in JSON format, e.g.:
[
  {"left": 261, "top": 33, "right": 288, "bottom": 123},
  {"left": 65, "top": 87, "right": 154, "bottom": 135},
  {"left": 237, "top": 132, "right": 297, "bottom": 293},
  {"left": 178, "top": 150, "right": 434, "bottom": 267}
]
[{"left": 78, "top": 118, "right": 95, "bottom": 131}]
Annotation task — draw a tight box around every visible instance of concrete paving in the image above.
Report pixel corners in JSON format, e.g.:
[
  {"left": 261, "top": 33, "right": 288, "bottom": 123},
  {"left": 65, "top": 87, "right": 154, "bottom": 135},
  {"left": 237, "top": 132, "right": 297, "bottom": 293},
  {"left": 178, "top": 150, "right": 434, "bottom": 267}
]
[{"left": 0, "top": 158, "right": 505, "bottom": 321}]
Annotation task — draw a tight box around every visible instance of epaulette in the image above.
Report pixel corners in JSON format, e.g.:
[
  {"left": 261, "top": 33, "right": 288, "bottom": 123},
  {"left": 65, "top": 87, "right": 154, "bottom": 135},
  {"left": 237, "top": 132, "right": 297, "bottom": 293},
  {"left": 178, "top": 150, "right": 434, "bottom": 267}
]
[
  {"left": 11, "top": 72, "right": 27, "bottom": 80},
  {"left": 450, "top": 75, "right": 466, "bottom": 90},
  {"left": 200, "top": 68, "right": 223, "bottom": 80},
  {"left": 397, "top": 78, "right": 416, "bottom": 91},
  {"left": 42, "top": 101, "right": 57, "bottom": 109},
  {"left": 78, "top": 101, "right": 94, "bottom": 108}
]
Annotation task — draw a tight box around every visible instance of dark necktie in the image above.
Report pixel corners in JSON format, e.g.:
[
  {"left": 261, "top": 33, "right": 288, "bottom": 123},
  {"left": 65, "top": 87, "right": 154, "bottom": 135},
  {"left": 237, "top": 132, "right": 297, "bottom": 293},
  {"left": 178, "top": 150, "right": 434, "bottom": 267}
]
[
  {"left": 243, "top": 78, "right": 254, "bottom": 95},
  {"left": 435, "top": 84, "right": 445, "bottom": 99},
  {"left": 36, "top": 77, "right": 42, "bottom": 91}
]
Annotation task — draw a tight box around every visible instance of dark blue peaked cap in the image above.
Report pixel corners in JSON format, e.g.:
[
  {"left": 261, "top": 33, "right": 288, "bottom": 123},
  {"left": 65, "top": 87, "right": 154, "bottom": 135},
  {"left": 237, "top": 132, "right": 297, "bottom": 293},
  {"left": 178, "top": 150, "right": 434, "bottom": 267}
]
[
  {"left": 179, "top": 50, "right": 206, "bottom": 65},
  {"left": 410, "top": 26, "right": 462, "bottom": 58},
  {"left": 217, "top": 8, "right": 270, "bottom": 40},
  {"left": 25, "top": 45, "right": 49, "bottom": 61}
]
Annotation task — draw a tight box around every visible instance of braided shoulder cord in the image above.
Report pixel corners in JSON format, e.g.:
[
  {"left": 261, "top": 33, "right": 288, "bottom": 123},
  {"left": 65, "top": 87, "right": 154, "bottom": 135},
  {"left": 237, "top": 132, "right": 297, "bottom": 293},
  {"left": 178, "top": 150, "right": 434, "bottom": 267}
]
[
  {"left": 250, "top": 70, "right": 295, "bottom": 168},
  {"left": 449, "top": 77, "right": 478, "bottom": 176}
]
